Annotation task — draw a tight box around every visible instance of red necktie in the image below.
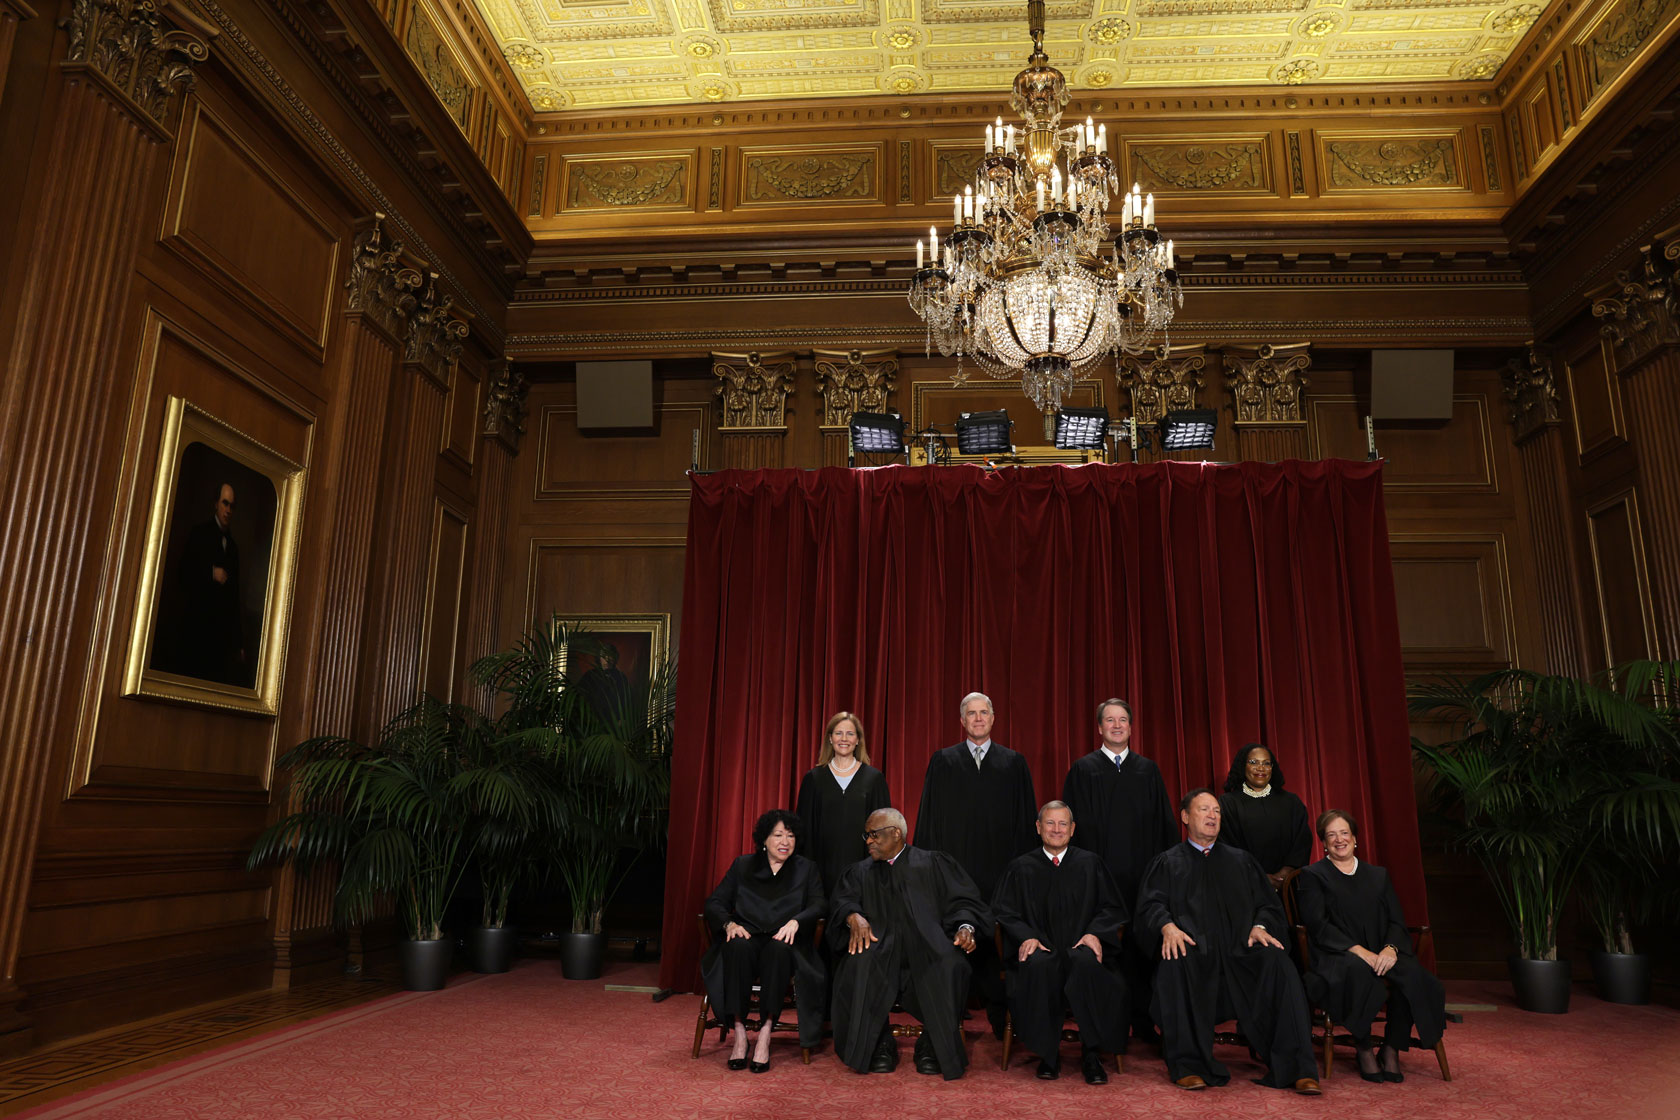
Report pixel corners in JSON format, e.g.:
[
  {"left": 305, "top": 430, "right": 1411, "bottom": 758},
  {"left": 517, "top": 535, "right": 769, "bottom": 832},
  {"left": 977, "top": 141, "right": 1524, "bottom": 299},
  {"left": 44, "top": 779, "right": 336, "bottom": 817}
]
[{"left": 1052, "top": 854, "right": 1061, "bottom": 866}]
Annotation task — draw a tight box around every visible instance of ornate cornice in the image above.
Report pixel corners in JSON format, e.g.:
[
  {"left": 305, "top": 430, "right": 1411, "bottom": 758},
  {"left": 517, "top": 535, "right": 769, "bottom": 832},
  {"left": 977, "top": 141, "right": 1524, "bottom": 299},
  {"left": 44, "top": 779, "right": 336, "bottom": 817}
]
[
  {"left": 1588, "top": 232, "right": 1679, "bottom": 372},
  {"left": 344, "top": 213, "right": 422, "bottom": 342},
  {"left": 58, "top": 0, "right": 213, "bottom": 135},
  {"left": 712, "top": 351, "right": 796, "bottom": 430},
  {"left": 1502, "top": 342, "right": 1563, "bottom": 443},
  {"left": 1223, "top": 342, "right": 1313, "bottom": 426},
  {"left": 813, "top": 348, "right": 897, "bottom": 427},
  {"left": 1117, "top": 344, "right": 1208, "bottom": 425},
  {"left": 482, "top": 363, "right": 530, "bottom": 451},
  {"left": 403, "top": 272, "right": 469, "bottom": 387}
]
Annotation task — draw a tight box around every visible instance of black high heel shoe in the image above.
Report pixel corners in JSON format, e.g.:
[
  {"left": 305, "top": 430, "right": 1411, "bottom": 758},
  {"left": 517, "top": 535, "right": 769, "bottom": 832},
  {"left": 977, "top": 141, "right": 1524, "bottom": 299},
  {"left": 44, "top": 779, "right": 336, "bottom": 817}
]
[
  {"left": 1380, "top": 1044, "right": 1404, "bottom": 1083},
  {"left": 1356, "top": 1045, "right": 1383, "bottom": 1083},
  {"left": 750, "top": 1058, "right": 770, "bottom": 1074},
  {"left": 727, "top": 1057, "right": 749, "bottom": 1071}
]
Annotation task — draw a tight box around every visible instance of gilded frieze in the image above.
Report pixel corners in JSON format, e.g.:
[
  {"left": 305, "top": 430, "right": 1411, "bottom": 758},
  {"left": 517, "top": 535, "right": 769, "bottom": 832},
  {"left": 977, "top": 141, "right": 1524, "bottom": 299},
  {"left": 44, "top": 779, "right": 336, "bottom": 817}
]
[
  {"left": 1577, "top": 0, "right": 1676, "bottom": 104},
  {"left": 740, "top": 147, "right": 878, "bottom": 205},
  {"left": 930, "top": 142, "right": 985, "bottom": 200},
  {"left": 814, "top": 348, "right": 899, "bottom": 426},
  {"left": 529, "top": 154, "right": 547, "bottom": 217},
  {"left": 1319, "top": 133, "right": 1464, "bottom": 191},
  {"left": 1126, "top": 140, "right": 1272, "bottom": 194},
  {"left": 562, "top": 154, "right": 693, "bottom": 211},
  {"left": 1479, "top": 126, "right": 1502, "bottom": 191},
  {"left": 403, "top": 1, "right": 473, "bottom": 132}
]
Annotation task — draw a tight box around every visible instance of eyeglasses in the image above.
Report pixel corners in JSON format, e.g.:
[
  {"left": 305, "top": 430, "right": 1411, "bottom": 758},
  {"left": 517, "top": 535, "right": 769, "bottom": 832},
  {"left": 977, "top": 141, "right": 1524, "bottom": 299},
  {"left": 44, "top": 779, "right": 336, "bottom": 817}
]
[
  {"left": 1246, "top": 759, "right": 1274, "bottom": 768},
  {"left": 862, "top": 827, "right": 900, "bottom": 841}
]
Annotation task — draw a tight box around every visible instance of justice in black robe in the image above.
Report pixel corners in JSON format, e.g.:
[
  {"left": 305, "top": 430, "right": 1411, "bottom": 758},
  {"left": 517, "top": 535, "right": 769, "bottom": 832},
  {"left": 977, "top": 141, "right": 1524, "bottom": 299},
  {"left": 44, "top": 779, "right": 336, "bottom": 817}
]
[
  {"left": 795, "top": 763, "right": 891, "bottom": 897},
  {"left": 991, "top": 846, "right": 1131, "bottom": 1061},
  {"left": 1297, "top": 858, "right": 1446, "bottom": 1050},
  {"left": 828, "top": 845, "right": 991, "bottom": 1080},
  {"left": 1135, "top": 842, "right": 1318, "bottom": 1087},
  {"left": 1217, "top": 788, "right": 1313, "bottom": 875},
  {"left": 700, "top": 852, "right": 827, "bottom": 1048},
  {"left": 1062, "top": 749, "right": 1177, "bottom": 1032}
]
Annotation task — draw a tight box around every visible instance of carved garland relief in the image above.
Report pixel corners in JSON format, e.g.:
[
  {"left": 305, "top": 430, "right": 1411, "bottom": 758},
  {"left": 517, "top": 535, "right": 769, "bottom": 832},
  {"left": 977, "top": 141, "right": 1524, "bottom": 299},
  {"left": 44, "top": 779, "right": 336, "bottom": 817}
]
[
  {"left": 564, "top": 156, "right": 691, "bottom": 210},
  {"left": 741, "top": 148, "right": 878, "bottom": 205},
  {"left": 1127, "top": 141, "right": 1270, "bottom": 194},
  {"left": 1323, "top": 136, "right": 1460, "bottom": 191}
]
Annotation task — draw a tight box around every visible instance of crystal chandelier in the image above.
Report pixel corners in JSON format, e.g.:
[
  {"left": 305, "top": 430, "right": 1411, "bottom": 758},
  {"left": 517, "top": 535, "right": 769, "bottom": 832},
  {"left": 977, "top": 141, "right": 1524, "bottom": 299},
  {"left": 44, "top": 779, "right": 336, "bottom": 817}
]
[{"left": 907, "top": 2, "right": 1183, "bottom": 413}]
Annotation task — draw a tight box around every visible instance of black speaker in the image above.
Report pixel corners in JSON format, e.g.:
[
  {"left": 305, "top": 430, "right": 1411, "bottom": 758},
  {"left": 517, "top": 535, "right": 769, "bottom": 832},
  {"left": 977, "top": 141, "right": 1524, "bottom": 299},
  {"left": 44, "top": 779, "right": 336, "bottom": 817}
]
[
  {"left": 1370, "top": 350, "right": 1454, "bottom": 420},
  {"left": 575, "top": 360, "right": 654, "bottom": 430}
]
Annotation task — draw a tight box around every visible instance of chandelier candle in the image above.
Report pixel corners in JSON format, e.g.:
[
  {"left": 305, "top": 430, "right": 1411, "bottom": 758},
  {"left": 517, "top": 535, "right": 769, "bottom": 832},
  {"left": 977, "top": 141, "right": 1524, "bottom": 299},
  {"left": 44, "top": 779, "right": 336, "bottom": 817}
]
[{"left": 907, "top": 0, "right": 1183, "bottom": 412}]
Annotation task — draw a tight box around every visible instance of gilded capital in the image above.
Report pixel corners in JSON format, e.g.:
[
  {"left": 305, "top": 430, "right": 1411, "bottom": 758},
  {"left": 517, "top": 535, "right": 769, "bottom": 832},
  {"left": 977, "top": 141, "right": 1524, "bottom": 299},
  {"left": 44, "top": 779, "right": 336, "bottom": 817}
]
[
  {"left": 482, "top": 364, "right": 530, "bottom": 451},
  {"left": 1588, "top": 236, "right": 1678, "bottom": 372},
  {"left": 345, "top": 214, "right": 422, "bottom": 340},
  {"left": 59, "top": 0, "right": 213, "bottom": 128},
  {"left": 404, "top": 272, "right": 469, "bottom": 385},
  {"left": 1502, "top": 343, "right": 1561, "bottom": 444},
  {"left": 713, "top": 351, "right": 796, "bottom": 430},
  {"left": 813, "top": 348, "right": 898, "bottom": 427},
  {"left": 1117, "top": 344, "right": 1207, "bottom": 426},
  {"left": 1223, "top": 342, "right": 1312, "bottom": 426}
]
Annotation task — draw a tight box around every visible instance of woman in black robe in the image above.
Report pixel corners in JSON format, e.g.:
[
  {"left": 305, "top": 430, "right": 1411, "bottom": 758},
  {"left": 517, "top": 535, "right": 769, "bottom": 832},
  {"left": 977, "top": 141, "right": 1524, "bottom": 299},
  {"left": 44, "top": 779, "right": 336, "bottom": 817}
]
[
  {"left": 794, "top": 711, "right": 890, "bottom": 896},
  {"left": 1217, "top": 743, "right": 1313, "bottom": 889},
  {"left": 700, "top": 809, "right": 826, "bottom": 1072},
  {"left": 1297, "top": 809, "right": 1446, "bottom": 1083}
]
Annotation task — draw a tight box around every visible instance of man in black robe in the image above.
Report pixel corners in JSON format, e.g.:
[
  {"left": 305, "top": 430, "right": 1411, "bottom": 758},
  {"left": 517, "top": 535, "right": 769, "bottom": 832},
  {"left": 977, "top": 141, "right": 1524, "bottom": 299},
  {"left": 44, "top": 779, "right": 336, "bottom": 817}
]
[
  {"left": 167, "top": 482, "right": 247, "bottom": 685},
  {"left": 1135, "top": 788, "right": 1321, "bottom": 1094},
  {"left": 913, "top": 691, "right": 1037, "bottom": 1036},
  {"left": 829, "top": 808, "right": 990, "bottom": 1080},
  {"left": 991, "top": 800, "right": 1130, "bottom": 1084},
  {"left": 1061, "top": 697, "right": 1177, "bottom": 1039}
]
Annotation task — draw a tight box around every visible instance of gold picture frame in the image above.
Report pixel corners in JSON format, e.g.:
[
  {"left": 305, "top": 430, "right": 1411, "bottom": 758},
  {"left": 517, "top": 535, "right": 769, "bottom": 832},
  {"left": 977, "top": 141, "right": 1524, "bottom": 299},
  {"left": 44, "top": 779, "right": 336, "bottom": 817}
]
[
  {"left": 553, "top": 612, "right": 671, "bottom": 723},
  {"left": 123, "top": 396, "right": 306, "bottom": 715}
]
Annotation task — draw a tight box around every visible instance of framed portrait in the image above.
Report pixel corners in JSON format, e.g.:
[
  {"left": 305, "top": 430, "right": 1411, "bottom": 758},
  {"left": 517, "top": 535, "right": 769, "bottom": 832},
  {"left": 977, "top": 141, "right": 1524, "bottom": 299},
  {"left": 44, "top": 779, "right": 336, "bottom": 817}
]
[
  {"left": 553, "top": 613, "right": 670, "bottom": 725},
  {"left": 123, "top": 396, "right": 306, "bottom": 715}
]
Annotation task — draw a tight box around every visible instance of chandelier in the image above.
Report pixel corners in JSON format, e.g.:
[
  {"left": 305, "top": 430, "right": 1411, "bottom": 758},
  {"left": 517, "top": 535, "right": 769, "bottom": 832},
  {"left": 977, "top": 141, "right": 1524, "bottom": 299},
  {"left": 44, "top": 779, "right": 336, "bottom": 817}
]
[{"left": 907, "top": 2, "right": 1183, "bottom": 413}]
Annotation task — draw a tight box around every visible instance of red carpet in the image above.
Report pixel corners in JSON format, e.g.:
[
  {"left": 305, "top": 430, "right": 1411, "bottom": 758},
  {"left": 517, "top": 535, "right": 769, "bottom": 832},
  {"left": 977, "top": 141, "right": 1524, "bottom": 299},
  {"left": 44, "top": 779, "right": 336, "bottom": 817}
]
[{"left": 14, "top": 960, "right": 1680, "bottom": 1119}]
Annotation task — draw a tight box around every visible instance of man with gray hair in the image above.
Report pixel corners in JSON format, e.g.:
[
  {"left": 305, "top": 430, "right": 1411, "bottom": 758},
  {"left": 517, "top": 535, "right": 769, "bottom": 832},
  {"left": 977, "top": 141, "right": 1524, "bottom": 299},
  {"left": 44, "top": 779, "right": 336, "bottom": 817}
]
[
  {"left": 914, "top": 690, "right": 1037, "bottom": 1037},
  {"left": 828, "top": 808, "right": 991, "bottom": 1079}
]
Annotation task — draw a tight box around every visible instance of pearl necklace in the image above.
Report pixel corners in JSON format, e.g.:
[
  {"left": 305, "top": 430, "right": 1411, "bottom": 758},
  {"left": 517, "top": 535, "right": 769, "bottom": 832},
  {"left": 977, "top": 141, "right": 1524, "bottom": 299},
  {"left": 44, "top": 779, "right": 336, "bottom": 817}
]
[{"left": 829, "top": 756, "right": 859, "bottom": 776}]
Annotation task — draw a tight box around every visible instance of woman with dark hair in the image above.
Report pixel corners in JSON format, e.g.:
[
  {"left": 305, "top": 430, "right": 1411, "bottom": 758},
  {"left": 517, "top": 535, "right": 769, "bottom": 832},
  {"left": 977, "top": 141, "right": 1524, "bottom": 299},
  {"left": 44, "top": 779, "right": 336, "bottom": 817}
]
[
  {"left": 795, "top": 711, "right": 891, "bottom": 896},
  {"left": 1297, "top": 809, "right": 1446, "bottom": 1084},
  {"left": 1216, "top": 743, "right": 1313, "bottom": 889},
  {"left": 700, "top": 808, "right": 826, "bottom": 1072}
]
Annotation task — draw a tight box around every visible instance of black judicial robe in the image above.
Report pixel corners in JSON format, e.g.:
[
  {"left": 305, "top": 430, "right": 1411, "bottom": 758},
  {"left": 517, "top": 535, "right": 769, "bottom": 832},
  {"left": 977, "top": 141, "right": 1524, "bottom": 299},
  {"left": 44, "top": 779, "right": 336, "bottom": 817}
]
[
  {"left": 700, "top": 852, "right": 827, "bottom": 1047},
  {"left": 828, "top": 846, "right": 991, "bottom": 1079},
  {"left": 991, "top": 846, "right": 1131, "bottom": 1059},
  {"left": 1217, "top": 788, "right": 1313, "bottom": 875},
  {"left": 1297, "top": 858, "right": 1446, "bottom": 1049},
  {"left": 1062, "top": 750, "right": 1178, "bottom": 905},
  {"left": 795, "top": 764, "right": 891, "bottom": 897},
  {"left": 1136, "top": 842, "right": 1318, "bottom": 1087},
  {"left": 913, "top": 742, "right": 1037, "bottom": 901}
]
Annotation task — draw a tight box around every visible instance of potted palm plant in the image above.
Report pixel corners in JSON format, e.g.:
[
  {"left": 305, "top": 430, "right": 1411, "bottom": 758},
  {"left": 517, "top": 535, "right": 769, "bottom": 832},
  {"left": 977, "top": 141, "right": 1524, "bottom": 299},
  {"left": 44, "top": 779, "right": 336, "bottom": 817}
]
[
  {"left": 1410, "top": 662, "right": 1680, "bottom": 1013},
  {"left": 471, "top": 619, "right": 673, "bottom": 980},
  {"left": 248, "top": 697, "right": 488, "bottom": 990}
]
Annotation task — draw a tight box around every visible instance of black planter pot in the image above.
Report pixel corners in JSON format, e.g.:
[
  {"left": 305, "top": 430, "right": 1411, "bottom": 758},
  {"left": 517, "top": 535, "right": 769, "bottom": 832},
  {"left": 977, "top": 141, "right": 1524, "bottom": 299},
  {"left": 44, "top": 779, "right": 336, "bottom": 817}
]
[
  {"left": 1507, "top": 955, "right": 1572, "bottom": 1013},
  {"left": 1589, "top": 951, "right": 1651, "bottom": 1005},
  {"left": 399, "top": 937, "right": 453, "bottom": 991},
  {"left": 557, "top": 932, "right": 605, "bottom": 980},
  {"left": 468, "top": 926, "right": 520, "bottom": 974}
]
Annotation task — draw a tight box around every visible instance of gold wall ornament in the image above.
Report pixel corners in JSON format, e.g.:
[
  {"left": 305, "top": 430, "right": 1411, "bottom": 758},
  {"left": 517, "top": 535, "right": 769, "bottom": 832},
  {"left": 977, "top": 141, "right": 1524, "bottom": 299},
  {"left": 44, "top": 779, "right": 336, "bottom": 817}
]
[
  {"left": 713, "top": 351, "right": 798, "bottom": 429},
  {"left": 931, "top": 143, "right": 985, "bottom": 199},
  {"left": 528, "top": 155, "right": 547, "bottom": 217},
  {"left": 1129, "top": 141, "right": 1269, "bottom": 193},
  {"left": 1287, "top": 131, "right": 1305, "bottom": 194},
  {"left": 403, "top": 0, "right": 473, "bottom": 131},
  {"left": 1325, "top": 136, "right": 1458, "bottom": 189},
  {"left": 1588, "top": 240, "right": 1678, "bottom": 371},
  {"left": 565, "top": 156, "right": 689, "bottom": 209},
  {"left": 1223, "top": 342, "right": 1312, "bottom": 426},
  {"left": 404, "top": 272, "right": 470, "bottom": 385},
  {"left": 482, "top": 364, "right": 531, "bottom": 450},
  {"left": 743, "top": 149, "right": 876, "bottom": 203},
  {"left": 813, "top": 348, "right": 899, "bottom": 427},
  {"left": 1117, "top": 344, "right": 1208, "bottom": 425},
  {"left": 1502, "top": 343, "right": 1562, "bottom": 443},
  {"left": 344, "top": 214, "right": 422, "bottom": 341},
  {"left": 59, "top": 0, "right": 213, "bottom": 128},
  {"left": 1480, "top": 126, "right": 1502, "bottom": 191}
]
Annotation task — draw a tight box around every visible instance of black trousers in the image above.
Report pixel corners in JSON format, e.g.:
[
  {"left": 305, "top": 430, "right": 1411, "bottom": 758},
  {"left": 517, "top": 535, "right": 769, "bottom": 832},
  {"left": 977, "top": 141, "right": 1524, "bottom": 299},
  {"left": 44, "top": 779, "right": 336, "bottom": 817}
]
[
  {"left": 716, "top": 935, "right": 795, "bottom": 1028},
  {"left": 1009, "top": 944, "right": 1130, "bottom": 1059}
]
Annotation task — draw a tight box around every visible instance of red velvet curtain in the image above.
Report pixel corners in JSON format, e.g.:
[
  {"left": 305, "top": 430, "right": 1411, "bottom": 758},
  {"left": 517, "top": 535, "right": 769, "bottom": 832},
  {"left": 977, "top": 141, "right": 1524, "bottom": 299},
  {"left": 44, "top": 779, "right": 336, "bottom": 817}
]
[{"left": 658, "top": 459, "right": 1424, "bottom": 991}]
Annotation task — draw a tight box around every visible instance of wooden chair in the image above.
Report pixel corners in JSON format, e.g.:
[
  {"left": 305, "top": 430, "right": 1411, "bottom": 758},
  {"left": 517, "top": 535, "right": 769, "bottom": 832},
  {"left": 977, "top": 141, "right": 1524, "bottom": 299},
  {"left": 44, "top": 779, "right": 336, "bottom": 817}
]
[
  {"left": 995, "top": 924, "right": 1126, "bottom": 1073},
  {"left": 1285, "top": 881, "right": 1453, "bottom": 1082},
  {"left": 690, "top": 914, "right": 824, "bottom": 1064}
]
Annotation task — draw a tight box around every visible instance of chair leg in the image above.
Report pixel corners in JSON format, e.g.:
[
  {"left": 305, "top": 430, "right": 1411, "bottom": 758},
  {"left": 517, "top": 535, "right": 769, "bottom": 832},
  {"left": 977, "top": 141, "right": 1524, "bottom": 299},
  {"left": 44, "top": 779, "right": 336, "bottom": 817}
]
[
  {"left": 801, "top": 1046, "right": 812, "bottom": 1065},
  {"left": 1320, "top": 1015, "right": 1334, "bottom": 1080},
  {"left": 692, "top": 994, "right": 710, "bottom": 1059},
  {"left": 1116, "top": 1051, "right": 1124, "bottom": 1074},
  {"left": 1435, "top": 1038, "right": 1452, "bottom": 1082},
  {"left": 1000, "top": 1014, "right": 1013, "bottom": 1071}
]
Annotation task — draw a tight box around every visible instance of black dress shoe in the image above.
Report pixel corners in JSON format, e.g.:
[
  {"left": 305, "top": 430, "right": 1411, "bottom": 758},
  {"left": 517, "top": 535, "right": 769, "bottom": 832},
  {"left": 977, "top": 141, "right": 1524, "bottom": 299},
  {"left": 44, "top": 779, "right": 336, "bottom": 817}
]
[
  {"left": 1036, "top": 1057, "right": 1060, "bottom": 1080},
  {"left": 913, "top": 1034, "right": 940, "bottom": 1076},
  {"left": 1081, "top": 1050, "right": 1108, "bottom": 1085},
  {"left": 727, "top": 1058, "right": 749, "bottom": 1071},
  {"left": 867, "top": 1039, "right": 898, "bottom": 1074}
]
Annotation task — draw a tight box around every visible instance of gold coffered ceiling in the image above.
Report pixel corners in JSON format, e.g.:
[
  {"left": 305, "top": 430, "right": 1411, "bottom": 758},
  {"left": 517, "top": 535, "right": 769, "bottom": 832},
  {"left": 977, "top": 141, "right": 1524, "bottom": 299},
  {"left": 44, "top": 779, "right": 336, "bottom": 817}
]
[{"left": 472, "top": 0, "right": 1551, "bottom": 111}]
